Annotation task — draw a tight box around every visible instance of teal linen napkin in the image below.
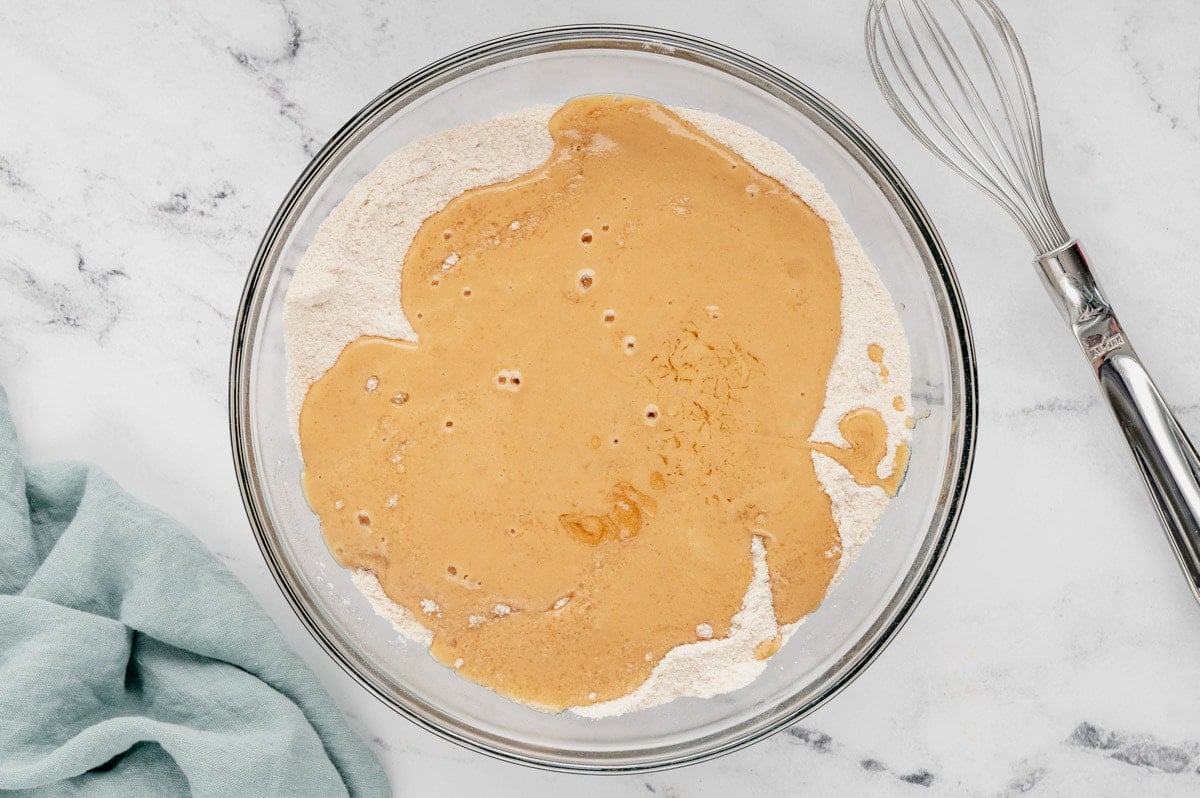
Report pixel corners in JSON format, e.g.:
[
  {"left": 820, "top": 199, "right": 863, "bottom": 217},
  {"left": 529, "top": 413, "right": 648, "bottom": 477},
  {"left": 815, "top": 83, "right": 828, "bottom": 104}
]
[{"left": 0, "top": 387, "right": 391, "bottom": 797}]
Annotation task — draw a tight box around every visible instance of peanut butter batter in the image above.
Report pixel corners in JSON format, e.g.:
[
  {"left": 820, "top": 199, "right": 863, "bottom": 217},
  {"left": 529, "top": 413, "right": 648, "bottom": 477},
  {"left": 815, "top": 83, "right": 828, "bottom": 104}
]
[{"left": 298, "top": 96, "right": 905, "bottom": 711}]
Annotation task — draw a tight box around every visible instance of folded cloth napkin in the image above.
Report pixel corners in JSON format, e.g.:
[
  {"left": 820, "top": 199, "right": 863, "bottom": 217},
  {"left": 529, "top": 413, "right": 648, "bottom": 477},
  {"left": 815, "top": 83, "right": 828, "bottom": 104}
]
[{"left": 0, "top": 387, "right": 390, "bottom": 797}]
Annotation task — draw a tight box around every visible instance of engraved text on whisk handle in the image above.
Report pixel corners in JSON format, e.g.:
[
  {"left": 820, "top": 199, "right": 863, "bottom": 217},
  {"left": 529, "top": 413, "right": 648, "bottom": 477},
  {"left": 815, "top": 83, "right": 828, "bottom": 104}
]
[{"left": 1085, "top": 328, "right": 1128, "bottom": 363}]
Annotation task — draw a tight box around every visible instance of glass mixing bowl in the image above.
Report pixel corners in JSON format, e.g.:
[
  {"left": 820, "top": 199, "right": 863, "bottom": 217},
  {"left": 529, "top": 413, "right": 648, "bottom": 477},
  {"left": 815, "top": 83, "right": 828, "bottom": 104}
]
[{"left": 230, "top": 25, "right": 976, "bottom": 773}]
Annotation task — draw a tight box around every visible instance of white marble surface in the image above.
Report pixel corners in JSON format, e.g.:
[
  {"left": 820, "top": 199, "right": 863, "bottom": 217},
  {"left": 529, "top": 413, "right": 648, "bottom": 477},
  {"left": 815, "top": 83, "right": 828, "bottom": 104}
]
[{"left": 3, "top": 1, "right": 1200, "bottom": 794}]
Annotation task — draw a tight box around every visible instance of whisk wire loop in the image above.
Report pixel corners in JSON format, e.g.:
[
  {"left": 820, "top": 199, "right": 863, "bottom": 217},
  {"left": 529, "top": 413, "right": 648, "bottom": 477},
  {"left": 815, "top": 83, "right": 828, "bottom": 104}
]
[
  {"left": 872, "top": 1, "right": 1032, "bottom": 229},
  {"left": 909, "top": 0, "right": 1029, "bottom": 201},
  {"left": 865, "top": 0, "right": 1070, "bottom": 253}
]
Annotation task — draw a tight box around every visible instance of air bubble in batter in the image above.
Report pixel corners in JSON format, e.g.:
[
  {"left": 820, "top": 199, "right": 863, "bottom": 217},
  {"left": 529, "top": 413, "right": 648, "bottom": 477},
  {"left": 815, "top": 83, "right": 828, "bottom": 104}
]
[{"left": 495, "top": 370, "right": 522, "bottom": 391}]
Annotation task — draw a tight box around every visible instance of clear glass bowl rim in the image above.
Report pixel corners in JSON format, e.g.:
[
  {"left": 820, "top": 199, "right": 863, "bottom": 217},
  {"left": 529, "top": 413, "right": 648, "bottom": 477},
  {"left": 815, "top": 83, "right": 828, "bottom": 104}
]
[{"left": 229, "top": 23, "right": 978, "bottom": 774}]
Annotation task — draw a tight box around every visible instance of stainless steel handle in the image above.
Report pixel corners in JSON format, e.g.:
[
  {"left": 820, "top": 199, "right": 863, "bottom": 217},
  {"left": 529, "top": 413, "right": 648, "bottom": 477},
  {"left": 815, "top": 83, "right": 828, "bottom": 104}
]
[{"left": 1037, "top": 241, "right": 1200, "bottom": 603}]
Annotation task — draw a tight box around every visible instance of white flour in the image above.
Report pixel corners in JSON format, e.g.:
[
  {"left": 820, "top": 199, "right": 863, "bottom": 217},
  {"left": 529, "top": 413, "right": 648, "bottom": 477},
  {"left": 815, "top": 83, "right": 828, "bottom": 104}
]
[{"left": 284, "top": 104, "right": 911, "bottom": 717}]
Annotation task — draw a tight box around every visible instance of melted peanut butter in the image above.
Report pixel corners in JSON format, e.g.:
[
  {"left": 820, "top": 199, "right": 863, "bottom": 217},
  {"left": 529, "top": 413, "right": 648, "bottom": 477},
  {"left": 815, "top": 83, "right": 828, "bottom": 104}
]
[
  {"left": 298, "top": 96, "right": 905, "bottom": 711},
  {"left": 868, "top": 342, "right": 889, "bottom": 381},
  {"left": 753, "top": 634, "right": 783, "bottom": 660},
  {"left": 811, "top": 407, "right": 910, "bottom": 496}
]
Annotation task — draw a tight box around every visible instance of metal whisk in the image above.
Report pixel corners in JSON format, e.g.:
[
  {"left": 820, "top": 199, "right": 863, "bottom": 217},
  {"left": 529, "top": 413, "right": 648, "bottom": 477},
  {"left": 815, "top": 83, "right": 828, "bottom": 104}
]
[{"left": 866, "top": 0, "right": 1200, "bottom": 602}]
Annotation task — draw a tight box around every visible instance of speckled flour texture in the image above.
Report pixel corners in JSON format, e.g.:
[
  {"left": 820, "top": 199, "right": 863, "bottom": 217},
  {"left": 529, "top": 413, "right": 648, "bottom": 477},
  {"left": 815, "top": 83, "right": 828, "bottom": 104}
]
[{"left": 283, "top": 104, "right": 911, "bottom": 717}]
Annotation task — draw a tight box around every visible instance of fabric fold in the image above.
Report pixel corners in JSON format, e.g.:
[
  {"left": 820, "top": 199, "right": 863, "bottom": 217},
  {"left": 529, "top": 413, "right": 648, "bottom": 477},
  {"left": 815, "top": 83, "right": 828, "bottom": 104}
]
[{"left": 0, "top": 387, "right": 390, "bottom": 797}]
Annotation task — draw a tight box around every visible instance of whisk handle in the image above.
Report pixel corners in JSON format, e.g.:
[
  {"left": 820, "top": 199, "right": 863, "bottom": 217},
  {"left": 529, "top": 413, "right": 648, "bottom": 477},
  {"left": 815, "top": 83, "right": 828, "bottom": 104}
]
[{"left": 1037, "top": 241, "right": 1200, "bottom": 603}]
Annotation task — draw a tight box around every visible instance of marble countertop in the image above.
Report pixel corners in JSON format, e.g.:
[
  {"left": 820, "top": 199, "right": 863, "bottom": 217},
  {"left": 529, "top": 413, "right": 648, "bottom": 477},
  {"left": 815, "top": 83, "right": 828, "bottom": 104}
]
[{"left": 4, "top": 1, "right": 1200, "bottom": 795}]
